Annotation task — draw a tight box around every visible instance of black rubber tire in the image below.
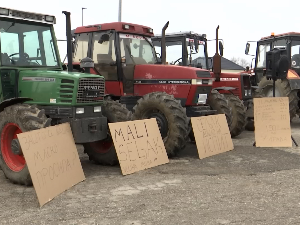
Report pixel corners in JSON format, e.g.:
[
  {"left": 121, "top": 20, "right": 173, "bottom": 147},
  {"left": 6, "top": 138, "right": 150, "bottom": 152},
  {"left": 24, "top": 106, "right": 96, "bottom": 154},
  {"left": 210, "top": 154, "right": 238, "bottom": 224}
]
[
  {"left": 206, "top": 89, "right": 233, "bottom": 130},
  {"left": 244, "top": 92, "right": 263, "bottom": 131},
  {"left": 132, "top": 92, "right": 188, "bottom": 157},
  {"left": 224, "top": 94, "right": 246, "bottom": 137},
  {"left": 83, "top": 100, "right": 132, "bottom": 166},
  {"left": 0, "top": 104, "right": 51, "bottom": 186},
  {"left": 258, "top": 77, "right": 299, "bottom": 120}
]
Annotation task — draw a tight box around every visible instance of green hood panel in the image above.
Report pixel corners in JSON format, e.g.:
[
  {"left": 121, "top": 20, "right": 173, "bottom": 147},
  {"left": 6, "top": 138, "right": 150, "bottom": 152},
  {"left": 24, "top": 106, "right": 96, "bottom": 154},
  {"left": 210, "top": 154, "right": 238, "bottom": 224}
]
[{"left": 17, "top": 70, "right": 105, "bottom": 106}]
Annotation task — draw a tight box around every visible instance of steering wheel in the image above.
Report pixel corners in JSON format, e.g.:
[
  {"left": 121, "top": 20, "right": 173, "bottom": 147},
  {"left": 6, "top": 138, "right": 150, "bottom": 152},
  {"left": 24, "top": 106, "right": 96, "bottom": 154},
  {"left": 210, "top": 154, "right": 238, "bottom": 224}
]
[
  {"left": 8, "top": 52, "right": 30, "bottom": 65},
  {"left": 172, "top": 57, "right": 182, "bottom": 65}
]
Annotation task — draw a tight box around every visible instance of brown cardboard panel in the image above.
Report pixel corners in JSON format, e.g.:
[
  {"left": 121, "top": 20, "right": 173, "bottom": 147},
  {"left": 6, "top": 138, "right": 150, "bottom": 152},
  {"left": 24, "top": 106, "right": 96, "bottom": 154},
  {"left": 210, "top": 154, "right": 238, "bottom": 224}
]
[
  {"left": 17, "top": 123, "right": 85, "bottom": 207},
  {"left": 254, "top": 97, "right": 292, "bottom": 147},
  {"left": 191, "top": 114, "right": 234, "bottom": 159},
  {"left": 108, "top": 118, "right": 169, "bottom": 175}
]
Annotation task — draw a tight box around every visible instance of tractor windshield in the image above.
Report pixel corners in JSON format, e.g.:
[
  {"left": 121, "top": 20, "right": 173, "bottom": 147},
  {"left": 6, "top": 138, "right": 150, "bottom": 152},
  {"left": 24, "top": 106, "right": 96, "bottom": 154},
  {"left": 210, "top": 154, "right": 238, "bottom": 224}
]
[
  {"left": 0, "top": 19, "right": 59, "bottom": 67},
  {"left": 186, "top": 38, "right": 206, "bottom": 69},
  {"left": 291, "top": 40, "right": 300, "bottom": 68},
  {"left": 152, "top": 37, "right": 207, "bottom": 68},
  {"left": 119, "top": 33, "right": 157, "bottom": 64}
]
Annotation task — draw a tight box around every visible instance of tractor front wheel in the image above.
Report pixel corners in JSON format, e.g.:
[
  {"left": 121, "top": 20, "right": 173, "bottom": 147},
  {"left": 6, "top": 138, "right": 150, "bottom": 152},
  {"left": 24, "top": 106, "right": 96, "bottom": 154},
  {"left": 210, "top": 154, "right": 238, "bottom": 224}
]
[
  {"left": 207, "top": 90, "right": 233, "bottom": 132},
  {"left": 132, "top": 92, "right": 188, "bottom": 157},
  {"left": 83, "top": 100, "right": 132, "bottom": 166},
  {"left": 0, "top": 104, "right": 51, "bottom": 186},
  {"left": 224, "top": 94, "right": 246, "bottom": 137}
]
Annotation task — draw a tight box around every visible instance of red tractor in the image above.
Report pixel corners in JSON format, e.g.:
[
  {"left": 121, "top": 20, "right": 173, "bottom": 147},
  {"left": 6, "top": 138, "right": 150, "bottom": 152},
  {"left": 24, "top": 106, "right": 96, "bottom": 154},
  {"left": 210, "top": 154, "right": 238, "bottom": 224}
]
[
  {"left": 68, "top": 21, "right": 235, "bottom": 162},
  {"left": 151, "top": 26, "right": 252, "bottom": 137}
]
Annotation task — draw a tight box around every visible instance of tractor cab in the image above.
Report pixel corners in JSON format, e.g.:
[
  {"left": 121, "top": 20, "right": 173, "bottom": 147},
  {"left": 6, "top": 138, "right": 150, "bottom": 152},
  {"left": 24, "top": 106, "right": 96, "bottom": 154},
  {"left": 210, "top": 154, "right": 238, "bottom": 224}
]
[
  {"left": 151, "top": 31, "right": 209, "bottom": 68},
  {"left": 245, "top": 32, "right": 300, "bottom": 87},
  {"left": 152, "top": 30, "right": 252, "bottom": 101}
]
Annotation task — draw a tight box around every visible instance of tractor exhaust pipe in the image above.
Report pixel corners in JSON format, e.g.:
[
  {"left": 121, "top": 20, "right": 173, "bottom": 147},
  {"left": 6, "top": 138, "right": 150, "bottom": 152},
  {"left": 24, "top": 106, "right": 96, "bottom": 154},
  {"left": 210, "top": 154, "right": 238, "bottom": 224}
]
[
  {"left": 161, "top": 21, "right": 169, "bottom": 65},
  {"left": 213, "top": 25, "right": 221, "bottom": 81},
  {"left": 62, "top": 11, "right": 73, "bottom": 72}
]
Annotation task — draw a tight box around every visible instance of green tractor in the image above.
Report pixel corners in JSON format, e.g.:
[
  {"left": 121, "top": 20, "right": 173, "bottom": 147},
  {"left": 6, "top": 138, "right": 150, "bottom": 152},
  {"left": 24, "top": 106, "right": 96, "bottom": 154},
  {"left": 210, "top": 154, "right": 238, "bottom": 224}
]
[{"left": 0, "top": 8, "right": 131, "bottom": 186}]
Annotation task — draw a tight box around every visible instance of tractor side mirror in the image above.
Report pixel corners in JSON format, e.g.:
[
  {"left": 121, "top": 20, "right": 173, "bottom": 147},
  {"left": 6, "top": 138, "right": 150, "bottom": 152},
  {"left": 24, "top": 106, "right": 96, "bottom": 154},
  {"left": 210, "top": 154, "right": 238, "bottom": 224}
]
[
  {"left": 98, "top": 33, "right": 110, "bottom": 44},
  {"left": 219, "top": 41, "right": 223, "bottom": 56},
  {"left": 245, "top": 43, "right": 250, "bottom": 55},
  {"left": 194, "top": 38, "right": 199, "bottom": 53}
]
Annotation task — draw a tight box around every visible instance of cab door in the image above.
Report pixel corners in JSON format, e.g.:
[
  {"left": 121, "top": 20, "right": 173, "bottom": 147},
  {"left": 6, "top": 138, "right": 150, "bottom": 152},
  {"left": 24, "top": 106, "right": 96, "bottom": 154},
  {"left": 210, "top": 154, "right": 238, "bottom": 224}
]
[{"left": 89, "top": 31, "right": 121, "bottom": 96}]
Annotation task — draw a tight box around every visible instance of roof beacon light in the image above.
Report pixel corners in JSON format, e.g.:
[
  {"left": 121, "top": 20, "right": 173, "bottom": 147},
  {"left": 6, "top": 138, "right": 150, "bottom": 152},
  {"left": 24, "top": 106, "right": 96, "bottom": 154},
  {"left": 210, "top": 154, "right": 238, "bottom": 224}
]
[
  {"left": 0, "top": 8, "right": 9, "bottom": 16},
  {"left": 271, "top": 32, "right": 275, "bottom": 36},
  {"left": 45, "top": 15, "right": 55, "bottom": 23},
  {"left": 123, "top": 24, "right": 130, "bottom": 30}
]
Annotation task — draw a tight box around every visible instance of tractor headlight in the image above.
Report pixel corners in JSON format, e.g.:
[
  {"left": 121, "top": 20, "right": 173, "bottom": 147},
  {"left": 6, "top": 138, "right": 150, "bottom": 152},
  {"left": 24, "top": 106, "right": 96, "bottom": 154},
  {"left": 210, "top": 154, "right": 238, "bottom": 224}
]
[
  {"left": 94, "top": 106, "right": 101, "bottom": 112},
  {"left": 76, "top": 108, "right": 84, "bottom": 114},
  {"left": 244, "top": 90, "right": 248, "bottom": 96},
  {"left": 192, "top": 79, "right": 202, "bottom": 85}
]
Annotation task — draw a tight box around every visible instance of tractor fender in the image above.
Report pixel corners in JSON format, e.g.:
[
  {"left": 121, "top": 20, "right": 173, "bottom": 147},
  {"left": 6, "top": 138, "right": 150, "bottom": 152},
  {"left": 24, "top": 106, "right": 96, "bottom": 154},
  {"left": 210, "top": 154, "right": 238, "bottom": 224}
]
[
  {"left": 0, "top": 97, "right": 33, "bottom": 113},
  {"left": 212, "top": 86, "right": 236, "bottom": 95}
]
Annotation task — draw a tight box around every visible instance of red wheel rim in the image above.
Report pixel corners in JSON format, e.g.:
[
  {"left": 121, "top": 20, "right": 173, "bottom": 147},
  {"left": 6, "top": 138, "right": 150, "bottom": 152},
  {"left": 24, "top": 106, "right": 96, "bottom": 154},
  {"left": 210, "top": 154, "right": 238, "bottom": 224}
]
[
  {"left": 1, "top": 123, "right": 25, "bottom": 172},
  {"left": 89, "top": 138, "right": 113, "bottom": 154}
]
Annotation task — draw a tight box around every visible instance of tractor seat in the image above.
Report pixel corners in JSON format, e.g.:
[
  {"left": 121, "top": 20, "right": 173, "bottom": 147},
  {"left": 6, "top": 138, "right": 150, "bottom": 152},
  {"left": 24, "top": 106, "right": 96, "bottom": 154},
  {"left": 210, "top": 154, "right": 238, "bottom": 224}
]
[
  {"left": 131, "top": 57, "right": 147, "bottom": 65},
  {"left": 95, "top": 54, "right": 117, "bottom": 80},
  {"left": 1, "top": 53, "right": 11, "bottom": 65},
  {"left": 97, "top": 54, "right": 114, "bottom": 64}
]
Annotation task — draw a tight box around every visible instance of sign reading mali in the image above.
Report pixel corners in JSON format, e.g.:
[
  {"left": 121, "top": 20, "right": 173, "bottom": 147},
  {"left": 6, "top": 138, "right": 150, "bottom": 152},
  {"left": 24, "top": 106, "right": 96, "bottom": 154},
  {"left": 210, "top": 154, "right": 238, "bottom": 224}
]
[
  {"left": 108, "top": 118, "right": 169, "bottom": 175},
  {"left": 191, "top": 114, "right": 234, "bottom": 159},
  {"left": 17, "top": 123, "right": 85, "bottom": 207},
  {"left": 254, "top": 97, "right": 292, "bottom": 147}
]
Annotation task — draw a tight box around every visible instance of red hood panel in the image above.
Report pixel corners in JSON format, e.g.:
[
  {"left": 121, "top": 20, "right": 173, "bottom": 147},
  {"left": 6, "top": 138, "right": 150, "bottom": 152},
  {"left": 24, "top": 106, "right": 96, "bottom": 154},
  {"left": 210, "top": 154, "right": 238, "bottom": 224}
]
[{"left": 134, "top": 64, "right": 210, "bottom": 79}]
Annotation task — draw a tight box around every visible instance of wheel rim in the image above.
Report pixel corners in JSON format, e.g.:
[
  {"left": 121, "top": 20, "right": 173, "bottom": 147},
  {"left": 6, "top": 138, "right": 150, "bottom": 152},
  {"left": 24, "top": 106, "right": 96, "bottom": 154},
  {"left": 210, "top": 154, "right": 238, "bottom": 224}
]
[
  {"left": 142, "top": 109, "right": 169, "bottom": 139},
  {"left": 88, "top": 119, "right": 113, "bottom": 154},
  {"left": 1, "top": 123, "right": 25, "bottom": 172}
]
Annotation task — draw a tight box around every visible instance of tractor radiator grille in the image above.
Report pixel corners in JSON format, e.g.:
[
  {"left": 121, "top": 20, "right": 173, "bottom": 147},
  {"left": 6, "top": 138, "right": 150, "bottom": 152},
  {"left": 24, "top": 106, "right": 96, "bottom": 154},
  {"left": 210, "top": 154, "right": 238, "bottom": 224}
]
[
  {"left": 192, "top": 86, "right": 212, "bottom": 104},
  {"left": 77, "top": 78, "right": 105, "bottom": 103}
]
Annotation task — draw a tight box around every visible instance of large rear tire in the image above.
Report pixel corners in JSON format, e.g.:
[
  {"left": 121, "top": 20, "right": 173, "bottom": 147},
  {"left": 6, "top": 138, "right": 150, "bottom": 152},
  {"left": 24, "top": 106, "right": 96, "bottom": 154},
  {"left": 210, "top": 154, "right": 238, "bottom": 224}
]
[
  {"left": 207, "top": 89, "right": 233, "bottom": 131},
  {"left": 257, "top": 77, "right": 299, "bottom": 120},
  {"left": 224, "top": 94, "right": 246, "bottom": 137},
  {"left": 132, "top": 92, "right": 188, "bottom": 157},
  {"left": 0, "top": 104, "right": 51, "bottom": 186},
  {"left": 83, "top": 100, "right": 132, "bottom": 166}
]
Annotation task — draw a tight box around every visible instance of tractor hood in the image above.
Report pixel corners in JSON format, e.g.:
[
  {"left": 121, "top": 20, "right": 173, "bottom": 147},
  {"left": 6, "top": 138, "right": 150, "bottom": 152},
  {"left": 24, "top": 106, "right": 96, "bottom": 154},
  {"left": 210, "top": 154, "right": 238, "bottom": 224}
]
[
  {"left": 134, "top": 64, "right": 212, "bottom": 80},
  {"left": 17, "top": 69, "right": 105, "bottom": 106},
  {"left": 19, "top": 69, "right": 104, "bottom": 80}
]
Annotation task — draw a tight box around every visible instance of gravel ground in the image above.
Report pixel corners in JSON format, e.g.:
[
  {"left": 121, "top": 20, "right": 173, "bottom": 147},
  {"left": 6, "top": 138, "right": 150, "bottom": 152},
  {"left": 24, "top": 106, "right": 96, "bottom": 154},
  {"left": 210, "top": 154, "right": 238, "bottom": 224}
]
[{"left": 1, "top": 120, "right": 300, "bottom": 225}]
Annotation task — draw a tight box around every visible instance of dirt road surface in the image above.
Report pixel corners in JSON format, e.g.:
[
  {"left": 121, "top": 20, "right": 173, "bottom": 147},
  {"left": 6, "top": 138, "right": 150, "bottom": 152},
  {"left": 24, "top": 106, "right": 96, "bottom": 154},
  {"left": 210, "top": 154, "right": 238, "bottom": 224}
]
[{"left": 1, "top": 121, "right": 300, "bottom": 225}]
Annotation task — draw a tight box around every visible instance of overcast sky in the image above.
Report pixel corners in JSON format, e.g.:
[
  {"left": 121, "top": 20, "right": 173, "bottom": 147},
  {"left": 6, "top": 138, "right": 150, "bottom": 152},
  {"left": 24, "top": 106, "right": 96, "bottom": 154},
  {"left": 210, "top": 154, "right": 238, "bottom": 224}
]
[{"left": 2, "top": 0, "right": 300, "bottom": 67}]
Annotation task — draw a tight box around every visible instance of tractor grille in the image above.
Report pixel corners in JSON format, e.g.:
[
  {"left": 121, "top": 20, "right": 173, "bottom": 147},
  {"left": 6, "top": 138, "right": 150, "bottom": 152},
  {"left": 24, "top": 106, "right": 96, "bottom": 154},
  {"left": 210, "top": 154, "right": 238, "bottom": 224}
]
[
  {"left": 77, "top": 78, "right": 105, "bottom": 103},
  {"left": 59, "top": 79, "right": 74, "bottom": 103},
  {"left": 192, "top": 86, "right": 212, "bottom": 104}
]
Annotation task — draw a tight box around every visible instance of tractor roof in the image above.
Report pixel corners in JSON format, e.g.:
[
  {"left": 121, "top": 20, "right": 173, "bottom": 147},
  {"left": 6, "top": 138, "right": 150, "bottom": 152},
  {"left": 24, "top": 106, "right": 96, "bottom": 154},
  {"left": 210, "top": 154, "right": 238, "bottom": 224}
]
[
  {"left": 153, "top": 31, "right": 206, "bottom": 39},
  {"left": 260, "top": 32, "right": 300, "bottom": 40},
  {"left": 0, "top": 7, "right": 56, "bottom": 24},
  {"left": 74, "top": 22, "right": 154, "bottom": 36}
]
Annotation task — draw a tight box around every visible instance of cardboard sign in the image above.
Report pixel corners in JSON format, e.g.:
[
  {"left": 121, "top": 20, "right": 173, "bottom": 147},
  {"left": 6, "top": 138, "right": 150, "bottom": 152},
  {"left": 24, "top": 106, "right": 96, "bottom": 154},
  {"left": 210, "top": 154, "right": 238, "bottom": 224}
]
[
  {"left": 17, "top": 123, "right": 85, "bottom": 207},
  {"left": 254, "top": 97, "right": 292, "bottom": 147},
  {"left": 191, "top": 114, "right": 234, "bottom": 159},
  {"left": 108, "top": 118, "right": 169, "bottom": 175}
]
